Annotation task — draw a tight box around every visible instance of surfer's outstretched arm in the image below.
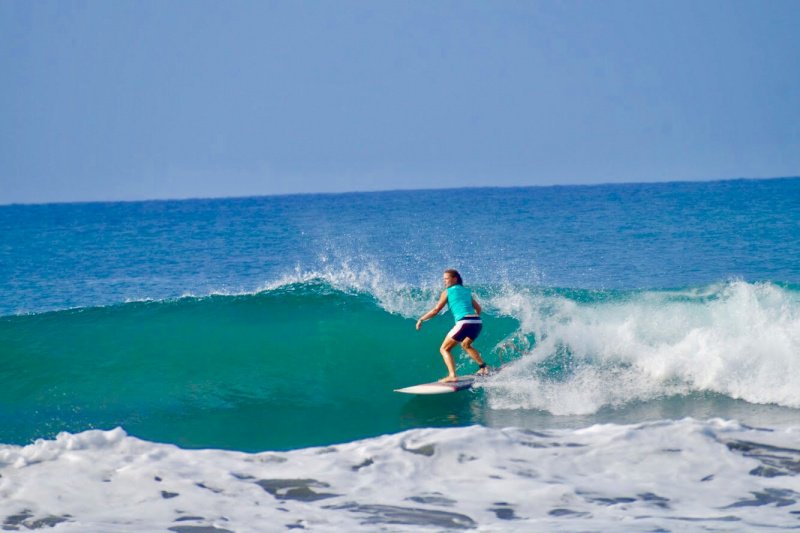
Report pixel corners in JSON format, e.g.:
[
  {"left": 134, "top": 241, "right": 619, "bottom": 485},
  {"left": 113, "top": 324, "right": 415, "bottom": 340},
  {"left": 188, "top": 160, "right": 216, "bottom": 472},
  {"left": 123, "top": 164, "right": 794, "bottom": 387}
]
[{"left": 416, "top": 290, "right": 448, "bottom": 330}]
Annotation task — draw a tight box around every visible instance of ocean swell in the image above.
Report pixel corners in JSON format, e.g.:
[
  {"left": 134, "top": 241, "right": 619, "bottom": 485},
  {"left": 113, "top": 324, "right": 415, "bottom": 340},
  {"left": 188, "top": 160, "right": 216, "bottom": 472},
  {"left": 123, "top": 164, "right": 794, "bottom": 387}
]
[{"left": 2, "top": 277, "right": 799, "bottom": 449}]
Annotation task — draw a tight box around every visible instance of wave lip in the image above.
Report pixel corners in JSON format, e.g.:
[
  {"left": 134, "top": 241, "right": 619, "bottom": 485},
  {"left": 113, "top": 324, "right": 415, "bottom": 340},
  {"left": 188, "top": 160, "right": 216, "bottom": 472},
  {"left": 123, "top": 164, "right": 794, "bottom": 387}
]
[
  {"left": 258, "top": 262, "right": 440, "bottom": 319},
  {"left": 1, "top": 419, "right": 799, "bottom": 531},
  {"left": 486, "top": 280, "right": 800, "bottom": 414}
]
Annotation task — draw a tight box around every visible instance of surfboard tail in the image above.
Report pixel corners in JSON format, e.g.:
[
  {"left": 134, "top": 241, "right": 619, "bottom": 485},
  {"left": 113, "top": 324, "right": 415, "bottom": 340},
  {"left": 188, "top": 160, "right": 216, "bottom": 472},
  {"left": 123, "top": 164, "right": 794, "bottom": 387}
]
[{"left": 394, "top": 376, "right": 476, "bottom": 395}]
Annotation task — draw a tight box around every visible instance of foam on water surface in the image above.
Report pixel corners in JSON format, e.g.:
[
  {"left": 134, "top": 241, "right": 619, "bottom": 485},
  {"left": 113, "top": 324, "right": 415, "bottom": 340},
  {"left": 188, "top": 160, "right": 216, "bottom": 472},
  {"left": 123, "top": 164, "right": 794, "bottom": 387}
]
[
  {"left": 2, "top": 419, "right": 800, "bottom": 531},
  {"left": 485, "top": 280, "right": 800, "bottom": 414}
]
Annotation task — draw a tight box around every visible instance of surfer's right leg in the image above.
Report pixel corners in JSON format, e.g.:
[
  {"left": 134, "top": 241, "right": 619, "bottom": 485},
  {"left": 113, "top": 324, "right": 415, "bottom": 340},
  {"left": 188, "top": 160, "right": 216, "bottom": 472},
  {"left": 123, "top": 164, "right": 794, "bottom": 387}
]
[
  {"left": 461, "top": 338, "right": 488, "bottom": 375},
  {"left": 439, "top": 337, "right": 459, "bottom": 383}
]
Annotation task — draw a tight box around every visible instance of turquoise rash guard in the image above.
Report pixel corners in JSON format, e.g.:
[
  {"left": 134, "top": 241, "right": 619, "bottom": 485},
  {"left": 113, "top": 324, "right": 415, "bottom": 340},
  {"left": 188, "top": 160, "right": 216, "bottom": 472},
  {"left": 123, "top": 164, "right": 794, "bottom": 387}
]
[{"left": 446, "top": 285, "right": 476, "bottom": 322}]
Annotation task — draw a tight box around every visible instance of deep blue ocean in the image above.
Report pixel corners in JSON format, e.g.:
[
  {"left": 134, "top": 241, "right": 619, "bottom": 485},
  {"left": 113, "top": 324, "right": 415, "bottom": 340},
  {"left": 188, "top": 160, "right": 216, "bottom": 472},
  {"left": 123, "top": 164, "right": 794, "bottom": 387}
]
[
  {"left": 2, "top": 178, "right": 800, "bottom": 531},
  {"left": 4, "top": 178, "right": 798, "bottom": 317}
]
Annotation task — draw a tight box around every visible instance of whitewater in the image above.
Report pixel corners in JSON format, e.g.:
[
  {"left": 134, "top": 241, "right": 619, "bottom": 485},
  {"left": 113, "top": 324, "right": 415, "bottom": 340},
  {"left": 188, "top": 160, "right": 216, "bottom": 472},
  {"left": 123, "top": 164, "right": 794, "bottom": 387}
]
[
  {"left": 1, "top": 178, "right": 799, "bottom": 530},
  {"left": 2, "top": 420, "right": 800, "bottom": 531}
]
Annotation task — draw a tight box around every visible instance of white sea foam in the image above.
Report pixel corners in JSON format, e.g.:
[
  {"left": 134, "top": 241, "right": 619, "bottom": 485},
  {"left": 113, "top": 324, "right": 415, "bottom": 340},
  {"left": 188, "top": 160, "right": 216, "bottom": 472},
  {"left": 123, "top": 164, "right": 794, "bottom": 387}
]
[
  {"left": 485, "top": 281, "right": 800, "bottom": 414},
  {"left": 1, "top": 419, "right": 799, "bottom": 531}
]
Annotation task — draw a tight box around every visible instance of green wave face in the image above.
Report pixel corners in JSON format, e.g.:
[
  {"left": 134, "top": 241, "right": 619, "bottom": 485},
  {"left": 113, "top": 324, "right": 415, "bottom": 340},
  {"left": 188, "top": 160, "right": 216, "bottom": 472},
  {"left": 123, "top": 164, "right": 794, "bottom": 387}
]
[{"left": 0, "top": 282, "right": 518, "bottom": 450}]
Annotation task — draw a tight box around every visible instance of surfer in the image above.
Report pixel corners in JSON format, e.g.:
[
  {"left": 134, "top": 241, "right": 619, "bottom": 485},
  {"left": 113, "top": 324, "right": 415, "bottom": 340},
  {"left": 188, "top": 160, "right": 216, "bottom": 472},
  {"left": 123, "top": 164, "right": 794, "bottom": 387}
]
[{"left": 416, "top": 269, "right": 488, "bottom": 383}]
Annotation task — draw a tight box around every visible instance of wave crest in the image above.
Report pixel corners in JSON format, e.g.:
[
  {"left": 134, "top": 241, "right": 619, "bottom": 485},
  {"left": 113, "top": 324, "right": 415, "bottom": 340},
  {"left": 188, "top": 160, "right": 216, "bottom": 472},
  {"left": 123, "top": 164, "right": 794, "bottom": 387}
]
[
  {"left": 485, "top": 281, "right": 800, "bottom": 413},
  {"left": 259, "top": 262, "right": 441, "bottom": 318}
]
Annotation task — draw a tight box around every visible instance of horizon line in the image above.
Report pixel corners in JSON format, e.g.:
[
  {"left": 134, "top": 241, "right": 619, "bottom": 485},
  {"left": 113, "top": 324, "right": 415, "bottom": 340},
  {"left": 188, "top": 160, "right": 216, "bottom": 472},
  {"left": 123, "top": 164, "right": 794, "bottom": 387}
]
[{"left": 1, "top": 174, "right": 797, "bottom": 208}]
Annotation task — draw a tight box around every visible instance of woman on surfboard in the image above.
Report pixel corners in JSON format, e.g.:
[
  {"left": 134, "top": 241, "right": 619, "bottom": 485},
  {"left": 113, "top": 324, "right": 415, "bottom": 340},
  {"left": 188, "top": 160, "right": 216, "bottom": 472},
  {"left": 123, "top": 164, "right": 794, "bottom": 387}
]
[{"left": 416, "top": 269, "right": 488, "bottom": 383}]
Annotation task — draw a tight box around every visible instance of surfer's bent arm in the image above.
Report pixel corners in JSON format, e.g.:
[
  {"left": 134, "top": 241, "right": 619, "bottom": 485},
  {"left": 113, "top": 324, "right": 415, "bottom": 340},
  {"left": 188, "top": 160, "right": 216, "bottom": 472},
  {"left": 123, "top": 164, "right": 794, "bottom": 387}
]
[
  {"left": 416, "top": 290, "right": 448, "bottom": 330},
  {"left": 472, "top": 297, "right": 481, "bottom": 315}
]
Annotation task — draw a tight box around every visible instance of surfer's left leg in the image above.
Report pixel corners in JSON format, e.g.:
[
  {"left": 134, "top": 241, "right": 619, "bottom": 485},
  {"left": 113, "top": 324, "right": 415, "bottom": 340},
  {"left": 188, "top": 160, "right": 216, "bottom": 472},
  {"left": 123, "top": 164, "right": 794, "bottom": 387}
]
[
  {"left": 438, "top": 337, "right": 459, "bottom": 383},
  {"left": 461, "top": 338, "right": 488, "bottom": 375}
]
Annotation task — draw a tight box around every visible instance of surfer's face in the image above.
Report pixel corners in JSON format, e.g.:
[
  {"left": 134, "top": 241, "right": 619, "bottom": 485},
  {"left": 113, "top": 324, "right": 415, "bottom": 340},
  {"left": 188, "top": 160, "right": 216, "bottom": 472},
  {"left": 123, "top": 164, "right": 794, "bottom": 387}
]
[{"left": 443, "top": 273, "right": 456, "bottom": 287}]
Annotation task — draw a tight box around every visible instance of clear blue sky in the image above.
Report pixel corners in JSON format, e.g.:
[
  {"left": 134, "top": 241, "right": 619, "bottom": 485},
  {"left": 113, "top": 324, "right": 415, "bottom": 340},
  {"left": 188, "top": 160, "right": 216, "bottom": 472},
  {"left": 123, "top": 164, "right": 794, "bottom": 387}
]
[{"left": 2, "top": 0, "right": 799, "bottom": 204}]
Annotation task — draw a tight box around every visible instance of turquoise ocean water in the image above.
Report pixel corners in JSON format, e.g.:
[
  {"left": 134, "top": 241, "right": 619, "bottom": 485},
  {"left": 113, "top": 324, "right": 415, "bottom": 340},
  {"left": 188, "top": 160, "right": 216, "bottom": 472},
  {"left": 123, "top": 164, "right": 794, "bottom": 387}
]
[{"left": 2, "top": 178, "right": 800, "bottom": 531}]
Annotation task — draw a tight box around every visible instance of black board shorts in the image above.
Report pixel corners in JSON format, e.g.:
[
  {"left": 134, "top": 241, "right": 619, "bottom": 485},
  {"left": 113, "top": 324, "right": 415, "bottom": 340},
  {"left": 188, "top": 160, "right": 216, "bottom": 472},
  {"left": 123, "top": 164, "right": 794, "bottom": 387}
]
[{"left": 447, "top": 315, "right": 482, "bottom": 342}]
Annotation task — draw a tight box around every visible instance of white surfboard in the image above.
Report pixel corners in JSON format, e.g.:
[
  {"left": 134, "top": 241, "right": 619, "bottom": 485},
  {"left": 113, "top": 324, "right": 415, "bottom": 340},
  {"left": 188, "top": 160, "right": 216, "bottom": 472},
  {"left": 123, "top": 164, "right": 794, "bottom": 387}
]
[{"left": 394, "top": 375, "right": 476, "bottom": 395}]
